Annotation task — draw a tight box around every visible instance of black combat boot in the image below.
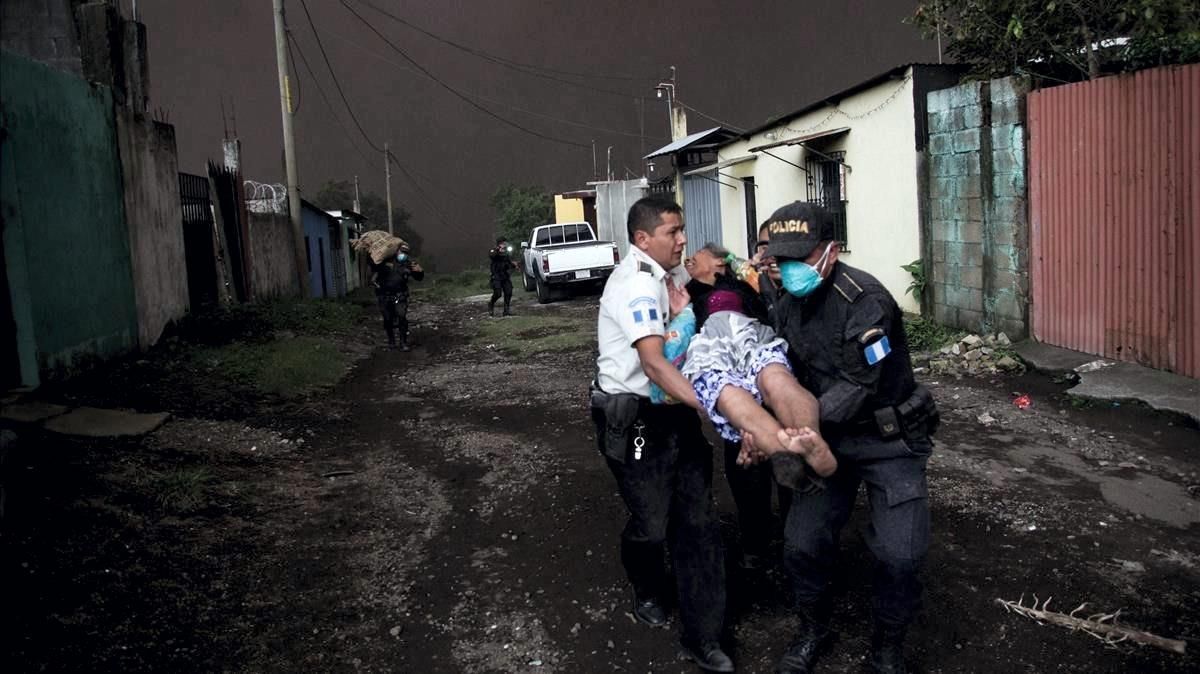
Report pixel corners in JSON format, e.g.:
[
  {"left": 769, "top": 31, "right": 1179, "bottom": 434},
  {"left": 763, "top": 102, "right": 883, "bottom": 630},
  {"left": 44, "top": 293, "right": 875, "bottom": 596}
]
[
  {"left": 868, "top": 622, "right": 908, "bottom": 674},
  {"left": 502, "top": 305, "right": 512, "bottom": 316},
  {"left": 630, "top": 587, "right": 667, "bottom": 627},
  {"left": 776, "top": 607, "right": 831, "bottom": 674},
  {"left": 679, "top": 638, "right": 734, "bottom": 673}
]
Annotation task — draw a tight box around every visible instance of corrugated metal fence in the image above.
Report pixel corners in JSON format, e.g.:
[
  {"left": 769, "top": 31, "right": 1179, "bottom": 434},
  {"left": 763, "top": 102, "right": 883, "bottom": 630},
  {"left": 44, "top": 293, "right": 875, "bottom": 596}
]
[{"left": 1028, "top": 64, "right": 1200, "bottom": 378}]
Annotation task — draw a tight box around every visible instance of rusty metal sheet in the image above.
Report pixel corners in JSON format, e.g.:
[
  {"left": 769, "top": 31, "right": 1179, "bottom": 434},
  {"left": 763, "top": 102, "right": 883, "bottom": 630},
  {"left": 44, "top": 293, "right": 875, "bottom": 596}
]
[{"left": 1029, "top": 64, "right": 1200, "bottom": 378}]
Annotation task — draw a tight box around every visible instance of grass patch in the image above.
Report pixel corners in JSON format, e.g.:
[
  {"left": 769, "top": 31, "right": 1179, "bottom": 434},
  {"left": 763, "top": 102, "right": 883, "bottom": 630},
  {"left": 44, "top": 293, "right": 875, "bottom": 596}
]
[
  {"left": 414, "top": 269, "right": 494, "bottom": 301},
  {"left": 904, "top": 315, "right": 964, "bottom": 352},
  {"left": 473, "top": 314, "right": 595, "bottom": 358},
  {"left": 192, "top": 335, "right": 349, "bottom": 397},
  {"left": 153, "top": 467, "right": 212, "bottom": 512},
  {"left": 186, "top": 298, "right": 363, "bottom": 345}
]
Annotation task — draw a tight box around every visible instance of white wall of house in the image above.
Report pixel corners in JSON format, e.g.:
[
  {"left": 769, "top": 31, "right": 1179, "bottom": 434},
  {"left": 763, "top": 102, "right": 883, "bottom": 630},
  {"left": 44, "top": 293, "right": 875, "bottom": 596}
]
[{"left": 717, "top": 68, "right": 923, "bottom": 313}]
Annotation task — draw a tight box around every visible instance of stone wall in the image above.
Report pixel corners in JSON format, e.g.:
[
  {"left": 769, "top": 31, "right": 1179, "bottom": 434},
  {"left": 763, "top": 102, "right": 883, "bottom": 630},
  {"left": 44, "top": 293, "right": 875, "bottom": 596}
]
[{"left": 925, "top": 76, "right": 1031, "bottom": 338}]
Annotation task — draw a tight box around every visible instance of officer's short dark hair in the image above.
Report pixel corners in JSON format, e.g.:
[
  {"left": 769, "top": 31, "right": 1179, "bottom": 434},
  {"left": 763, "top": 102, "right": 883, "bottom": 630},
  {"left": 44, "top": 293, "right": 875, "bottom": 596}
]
[
  {"left": 627, "top": 196, "right": 682, "bottom": 244},
  {"left": 496, "top": 236, "right": 507, "bottom": 244}
]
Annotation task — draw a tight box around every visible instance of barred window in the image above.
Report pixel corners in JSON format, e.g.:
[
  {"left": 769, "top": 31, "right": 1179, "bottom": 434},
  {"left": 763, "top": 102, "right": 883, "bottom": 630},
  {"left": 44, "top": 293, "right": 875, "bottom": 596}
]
[{"left": 805, "top": 150, "right": 848, "bottom": 252}]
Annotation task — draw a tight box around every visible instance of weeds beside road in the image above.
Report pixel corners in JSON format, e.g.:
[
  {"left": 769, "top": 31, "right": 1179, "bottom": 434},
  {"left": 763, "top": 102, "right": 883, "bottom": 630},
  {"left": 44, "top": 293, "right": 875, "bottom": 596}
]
[{"left": 2, "top": 290, "right": 1197, "bottom": 673}]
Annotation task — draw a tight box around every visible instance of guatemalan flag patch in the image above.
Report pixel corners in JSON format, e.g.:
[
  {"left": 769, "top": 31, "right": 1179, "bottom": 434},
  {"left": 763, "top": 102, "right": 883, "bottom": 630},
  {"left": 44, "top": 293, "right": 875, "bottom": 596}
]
[
  {"left": 864, "top": 335, "right": 891, "bottom": 365},
  {"left": 629, "top": 296, "right": 660, "bottom": 324}
]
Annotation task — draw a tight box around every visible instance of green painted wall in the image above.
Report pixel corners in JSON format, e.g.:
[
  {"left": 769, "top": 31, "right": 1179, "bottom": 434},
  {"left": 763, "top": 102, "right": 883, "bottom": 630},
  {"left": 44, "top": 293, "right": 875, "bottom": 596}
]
[{"left": 1, "top": 50, "right": 136, "bottom": 386}]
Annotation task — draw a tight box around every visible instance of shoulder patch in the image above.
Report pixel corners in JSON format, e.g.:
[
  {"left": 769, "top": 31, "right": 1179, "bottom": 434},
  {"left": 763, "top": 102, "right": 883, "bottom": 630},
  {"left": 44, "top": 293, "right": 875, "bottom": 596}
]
[
  {"left": 832, "top": 270, "right": 863, "bottom": 303},
  {"left": 637, "top": 261, "right": 654, "bottom": 275},
  {"left": 863, "top": 335, "right": 891, "bottom": 366},
  {"left": 858, "top": 327, "right": 886, "bottom": 344},
  {"left": 628, "top": 295, "right": 660, "bottom": 324}
]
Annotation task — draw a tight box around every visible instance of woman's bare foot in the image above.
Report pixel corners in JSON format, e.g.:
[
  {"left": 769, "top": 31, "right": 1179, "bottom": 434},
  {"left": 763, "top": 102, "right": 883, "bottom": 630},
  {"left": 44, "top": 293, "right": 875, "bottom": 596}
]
[{"left": 776, "top": 427, "right": 837, "bottom": 477}]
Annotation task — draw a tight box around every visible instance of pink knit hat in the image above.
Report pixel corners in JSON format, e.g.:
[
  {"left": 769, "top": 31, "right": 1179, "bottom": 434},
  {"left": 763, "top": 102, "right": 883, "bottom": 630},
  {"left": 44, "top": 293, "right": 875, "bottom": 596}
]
[{"left": 706, "top": 289, "right": 742, "bottom": 315}]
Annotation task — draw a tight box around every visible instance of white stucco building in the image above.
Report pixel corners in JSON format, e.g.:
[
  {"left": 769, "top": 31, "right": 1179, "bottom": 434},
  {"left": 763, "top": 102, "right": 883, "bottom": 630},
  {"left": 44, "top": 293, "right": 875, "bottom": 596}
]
[{"left": 699, "top": 64, "right": 962, "bottom": 313}]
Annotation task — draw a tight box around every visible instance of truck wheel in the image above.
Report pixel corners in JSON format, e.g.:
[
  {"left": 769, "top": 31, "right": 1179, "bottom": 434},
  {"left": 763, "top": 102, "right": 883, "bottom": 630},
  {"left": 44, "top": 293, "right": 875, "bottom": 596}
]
[
  {"left": 522, "top": 272, "right": 534, "bottom": 292},
  {"left": 535, "top": 276, "right": 551, "bottom": 304}
]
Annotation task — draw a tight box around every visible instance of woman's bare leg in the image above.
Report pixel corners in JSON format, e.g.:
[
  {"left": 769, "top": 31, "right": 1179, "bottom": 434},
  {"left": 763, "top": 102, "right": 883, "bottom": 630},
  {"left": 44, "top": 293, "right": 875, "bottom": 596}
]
[
  {"left": 757, "top": 364, "right": 837, "bottom": 476},
  {"left": 714, "top": 385, "right": 786, "bottom": 454}
]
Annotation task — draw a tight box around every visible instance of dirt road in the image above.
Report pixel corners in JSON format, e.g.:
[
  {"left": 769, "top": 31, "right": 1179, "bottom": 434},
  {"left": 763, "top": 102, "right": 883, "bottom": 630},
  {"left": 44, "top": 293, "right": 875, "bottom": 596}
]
[{"left": 3, "top": 291, "right": 1197, "bottom": 673}]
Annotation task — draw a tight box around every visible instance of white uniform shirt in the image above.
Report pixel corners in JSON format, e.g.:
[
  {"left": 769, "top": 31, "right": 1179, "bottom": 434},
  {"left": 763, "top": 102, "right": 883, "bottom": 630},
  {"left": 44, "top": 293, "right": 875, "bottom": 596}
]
[{"left": 596, "top": 246, "right": 688, "bottom": 397}]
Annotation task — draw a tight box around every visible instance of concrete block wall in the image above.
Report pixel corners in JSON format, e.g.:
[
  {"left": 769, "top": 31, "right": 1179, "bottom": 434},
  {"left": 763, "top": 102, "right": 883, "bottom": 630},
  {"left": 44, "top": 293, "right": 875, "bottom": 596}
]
[
  {"left": 925, "top": 76, "right": 1031, "bottom": 338},
  {"left": 0, "top": 0, "right": 82, "bottom": 75}
]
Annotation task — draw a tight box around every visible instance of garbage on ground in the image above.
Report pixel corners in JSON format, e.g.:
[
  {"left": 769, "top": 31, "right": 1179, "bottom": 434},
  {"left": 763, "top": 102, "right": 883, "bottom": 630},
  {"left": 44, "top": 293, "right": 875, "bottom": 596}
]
[{"left": 1013, "top": 394, "right": 1032, "bottom": 409}]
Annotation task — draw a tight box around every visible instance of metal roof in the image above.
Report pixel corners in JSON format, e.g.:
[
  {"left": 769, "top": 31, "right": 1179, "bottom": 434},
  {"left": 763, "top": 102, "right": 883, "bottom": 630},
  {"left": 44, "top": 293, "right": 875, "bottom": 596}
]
[
  {"left": 748, "top": 126, "right": 850, "bottom": 153},
  {"left": 644, "top": 127, "right": 734, "bottom": 159},
  {"left": 682, "top": 154, "right": 757, "bottom": 176}
]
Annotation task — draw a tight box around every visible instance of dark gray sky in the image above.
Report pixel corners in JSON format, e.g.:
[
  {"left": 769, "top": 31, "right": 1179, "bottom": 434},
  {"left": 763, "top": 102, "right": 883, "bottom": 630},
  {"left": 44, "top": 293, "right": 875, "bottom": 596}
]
[{"left": 137, "top": 0, "right": 938, "bottom": 267}]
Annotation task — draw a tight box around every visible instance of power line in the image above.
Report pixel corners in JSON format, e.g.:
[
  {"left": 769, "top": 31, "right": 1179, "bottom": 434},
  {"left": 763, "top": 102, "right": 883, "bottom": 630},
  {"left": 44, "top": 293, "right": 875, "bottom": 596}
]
[
  {"left": 351, "top": 0, "right": 662, "bottom": 103},
  {"left": 289, "top": 24, "right": 470, "bottom": 238},
  {"left": 297, "top": 0, "right": 385, "bottom": 153},
  {"left": 288, "top": 27, "right": 376, "bottom": 170},
  {"left": 353, "top": 0, "right": 655, "bottom": 83},
  {"left": 338, "top": 0, "right": 591, "bottom": 149},
  {"left": 677, "top": 98, "right": 745, "bottom": 133},
  {"left": 316, "top": 25, "right": 667, "bottom": 142}
]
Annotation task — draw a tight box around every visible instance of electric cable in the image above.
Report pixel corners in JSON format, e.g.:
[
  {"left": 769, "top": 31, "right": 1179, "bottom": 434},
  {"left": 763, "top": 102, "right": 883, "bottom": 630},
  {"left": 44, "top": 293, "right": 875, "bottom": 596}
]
[
  {"left": 353, "top": 0, "right": 656, "bottom": 83},
  {"left": 315, "top": 25, "right": 666, "bottom": 142},
  {"left": 339, "top": 0, "right": 591, "bottom": 149}
]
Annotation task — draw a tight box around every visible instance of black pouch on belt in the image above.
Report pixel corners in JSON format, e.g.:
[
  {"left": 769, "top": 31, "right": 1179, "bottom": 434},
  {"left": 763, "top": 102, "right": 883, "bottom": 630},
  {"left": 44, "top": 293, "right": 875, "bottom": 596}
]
[{"left": 589, "top": 382, "right": 641, "bottom": 464}]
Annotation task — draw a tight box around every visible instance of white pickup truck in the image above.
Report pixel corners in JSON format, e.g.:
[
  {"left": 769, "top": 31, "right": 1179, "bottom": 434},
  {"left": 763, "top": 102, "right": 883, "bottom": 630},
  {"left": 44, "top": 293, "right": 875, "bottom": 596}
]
[{"left": 521, "top": 222, "right": 619, "bottom": 303}]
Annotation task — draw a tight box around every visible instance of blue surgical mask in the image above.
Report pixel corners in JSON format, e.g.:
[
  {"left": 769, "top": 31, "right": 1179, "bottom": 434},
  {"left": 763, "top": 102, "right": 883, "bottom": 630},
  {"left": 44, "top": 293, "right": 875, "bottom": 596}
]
[
  {"left": 396, "top": 253, "right": 408, "bottom": 262},
  {"left": 779, "top": 244, "right": 833, "bottom": 297}
]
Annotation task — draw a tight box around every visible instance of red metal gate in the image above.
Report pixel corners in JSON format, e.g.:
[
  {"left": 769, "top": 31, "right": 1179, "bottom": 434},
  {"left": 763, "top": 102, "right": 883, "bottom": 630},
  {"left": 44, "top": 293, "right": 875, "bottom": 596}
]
[{"left": 1028, "top": 64, "right": 1200, "bottom": 378}]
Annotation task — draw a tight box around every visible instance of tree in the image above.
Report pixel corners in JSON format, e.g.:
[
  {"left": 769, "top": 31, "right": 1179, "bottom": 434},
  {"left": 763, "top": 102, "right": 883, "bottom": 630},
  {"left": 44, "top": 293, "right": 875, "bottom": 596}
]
[
  {"left": 489, "top": 184, "right": 553, "bottom": 246},
  {"left": 312, "top": 179, "right": 423, "bottom": 252},
  {"left": 910, "top": 0, "right": 1199, "bottom": 81}
]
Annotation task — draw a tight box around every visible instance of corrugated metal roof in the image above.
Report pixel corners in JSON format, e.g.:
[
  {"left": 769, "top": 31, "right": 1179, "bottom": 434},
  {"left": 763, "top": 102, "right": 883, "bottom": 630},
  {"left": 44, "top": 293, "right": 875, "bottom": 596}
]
[
  {"left": 747, "top": 126, "right": 850, "bottom": 153},
  {"left": 644, "top": 127, "right": 728, "bottom": 159},
  {"left": 682, "top": 154, "right": 756, "bottom": 176}
]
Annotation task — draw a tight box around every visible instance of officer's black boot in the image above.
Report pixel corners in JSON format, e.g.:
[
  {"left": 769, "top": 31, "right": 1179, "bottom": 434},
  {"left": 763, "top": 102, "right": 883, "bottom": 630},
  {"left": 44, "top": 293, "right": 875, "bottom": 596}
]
[
  {"left": 776, "top": 606, "right": 831, "bottom": 674},
  {"left": 868, "top": 622, "right": 907, "bottom": 674},
  {"left": 502, "top": 304, "right": 512, "bottom": 316},
  {"left": 630, "top": 586, "right": 667, "bottom": 627},
  {"left": 488, "top": 303, "right": 495, "bottom": 317}
]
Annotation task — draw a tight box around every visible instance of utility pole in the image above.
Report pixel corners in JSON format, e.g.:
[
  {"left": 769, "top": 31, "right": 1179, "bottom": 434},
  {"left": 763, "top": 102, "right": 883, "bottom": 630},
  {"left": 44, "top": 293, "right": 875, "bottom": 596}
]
[
  {"left": 353, "top": 175, "right": 361, "bottom": 213},
  {"left": 606, "top": 146, "right": 613, "bottom": 182},
  {"left": 655, "top": 66, "right": 687, "bottom": 209},
  {"left": 384, "top": 143, "right": 394, "bottom": 234},
  {"left": 272, "top": 0, "right": 309, "bottom": 296}
]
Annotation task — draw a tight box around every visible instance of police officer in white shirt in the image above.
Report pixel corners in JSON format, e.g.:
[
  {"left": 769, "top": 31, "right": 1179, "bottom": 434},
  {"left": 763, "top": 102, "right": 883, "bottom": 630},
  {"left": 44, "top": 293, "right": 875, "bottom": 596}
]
[{"left": 591, "top": 196, "right": 733, "bottom": 673}]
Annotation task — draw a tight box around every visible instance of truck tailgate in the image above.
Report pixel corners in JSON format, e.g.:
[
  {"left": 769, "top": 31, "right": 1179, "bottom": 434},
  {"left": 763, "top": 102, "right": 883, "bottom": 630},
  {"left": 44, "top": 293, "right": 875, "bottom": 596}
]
[{"left": 545, "top": 244, "right": 614, "bottom": 274}]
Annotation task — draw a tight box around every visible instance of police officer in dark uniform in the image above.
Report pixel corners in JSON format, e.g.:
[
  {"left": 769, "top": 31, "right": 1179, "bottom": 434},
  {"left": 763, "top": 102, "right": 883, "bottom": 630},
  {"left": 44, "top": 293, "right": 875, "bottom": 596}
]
[
  {"left": 370, "top": 242, "right": 424, "bottom": 351},
  {"left": 488, "top": 236, "right": 518, "bottom": 316},
  {"left": 756, "top": 202, "right": 939, "bottom": 674}
]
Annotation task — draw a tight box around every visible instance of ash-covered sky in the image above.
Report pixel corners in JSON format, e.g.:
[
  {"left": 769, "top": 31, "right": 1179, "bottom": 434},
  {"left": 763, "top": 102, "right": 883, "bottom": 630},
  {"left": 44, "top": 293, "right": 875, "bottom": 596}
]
[{"left": 136, "top": 0, "right": 938, "bottom": 268}]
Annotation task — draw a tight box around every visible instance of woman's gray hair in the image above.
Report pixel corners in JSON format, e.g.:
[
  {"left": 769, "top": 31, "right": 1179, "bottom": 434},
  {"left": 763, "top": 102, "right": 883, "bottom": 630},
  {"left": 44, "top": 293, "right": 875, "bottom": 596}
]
[{"left": 700, "top": 242, "right": 729, "bottom": 258}]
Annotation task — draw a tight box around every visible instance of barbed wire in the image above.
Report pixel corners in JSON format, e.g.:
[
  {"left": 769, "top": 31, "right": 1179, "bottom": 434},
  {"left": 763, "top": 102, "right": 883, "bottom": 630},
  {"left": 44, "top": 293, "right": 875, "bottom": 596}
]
[
  {"left": 244, "top": 180, "right": 288, "bottom": 214},
  {"left": 770, "top": 75, "right": 913, "bottom": 139}
]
